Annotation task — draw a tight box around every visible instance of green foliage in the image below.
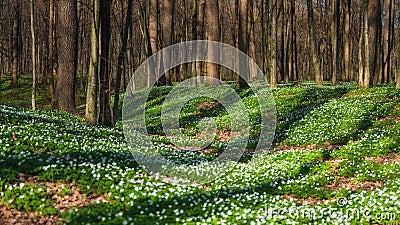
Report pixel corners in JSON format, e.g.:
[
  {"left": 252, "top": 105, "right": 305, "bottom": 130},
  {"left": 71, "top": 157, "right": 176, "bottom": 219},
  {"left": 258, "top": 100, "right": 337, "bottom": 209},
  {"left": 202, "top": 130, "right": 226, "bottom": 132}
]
[{"left": 1, "top": 84, "right": 400, "bottom": 224}]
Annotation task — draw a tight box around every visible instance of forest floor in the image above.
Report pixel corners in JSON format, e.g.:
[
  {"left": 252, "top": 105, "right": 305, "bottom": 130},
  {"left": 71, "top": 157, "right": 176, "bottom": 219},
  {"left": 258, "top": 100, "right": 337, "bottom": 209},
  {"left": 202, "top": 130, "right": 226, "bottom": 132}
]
[{"left": 1, "top": 77, "right": 400, "bottom": 224}]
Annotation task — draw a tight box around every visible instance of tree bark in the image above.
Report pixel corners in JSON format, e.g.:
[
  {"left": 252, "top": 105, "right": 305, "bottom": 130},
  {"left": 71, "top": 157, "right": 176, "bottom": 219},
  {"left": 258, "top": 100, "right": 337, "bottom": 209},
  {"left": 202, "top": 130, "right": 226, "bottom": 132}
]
[
  {"left": 368, "top": 0, "right": 381, "bottom": 86},
  {"left": 382, "top": 0, "right": 393, "bottom": 83},
  {"left": 237, "top": 0, "right": 249, "bottom": 88},
  {"left": 306, "top": 0, "right": 322, "bottom": 86},
  {"left": 162, "top": 0, "right": 173, "bottom": 86},
  {"left": 30, "top": 0, "right": 36, "bottom": 110},
  {"left": 85, "top": 0, "right": 100, "bottom": 124},
  {"left": 343, "top": 0, "right": 351, "bottom": 82},
  {"left": 270, "top": 0, "right": 278, "bottom": 90},
  {"left": 56, "top": 0, "right": 78, "bottom": 113},
  {"left": 48, "top": 0, "right": 56, "bottom": 108},
  {"left": 206, "top": 0, "right": 220, "bottom": 86},
  {"left": 11, "top": 1, "right": 20, "bottom": 87},
  {"left": 331, "top": 0, "right": 340, "bottom": 86},
  {"left": 113, "top": 0, "right": 133, "bottom": 125},
  {"left": 98, "top": 0, "right": 112, "bottom": 126}
]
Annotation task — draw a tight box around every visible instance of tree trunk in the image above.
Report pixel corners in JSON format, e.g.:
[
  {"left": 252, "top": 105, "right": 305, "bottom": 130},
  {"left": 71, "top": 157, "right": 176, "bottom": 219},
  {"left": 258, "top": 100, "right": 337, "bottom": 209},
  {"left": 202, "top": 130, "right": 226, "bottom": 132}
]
[
  {"left": 237, "top": 0, "right": 249, "bottom": 88},
  {"left": 57, "top": 0, "right": 78, "bottom": 113},
  {"left": 382, "top": 0, "right": 393, "bottom": 83},
  {"left": 197, "top": 0, "right": 206, "bottom": 82},
  {"left": 363, "top": 2, "right": 371, "bottom": 88},
  {"left": 206, "top": 0, "right": 220, "bottom": 86},
  {"left": 11, "top": 1, "right": 19, "bottom": 87},
  {"left": 98, "top": 0, "right": 112, "bottom": 126},
  {"left": 270, "top": 0, "right": 278, "bottom": 90},
  {"left": 85, "top": 0, "right": 100, "bottom": 124},
  {"left": 306, "top": 0, "right": 322, "bottom": 86},
  {"left": 30, "top": 0, "right": 36, "bottom": 110},
  {"left": 48, "top": 0, "right": 56, "bottom": 108},
  {"left": 191, "top": 0, "right": 198, "bottom": 80},
  {"left": 368, "top": 0, "right": 381, "bottom": 86},
  {"left": 113, "top": 0, "right": 133, "bottom": 125},
  {"left": 331, "top": 0, "right": 340, "bottom": 86},
  {"left": 162, "top": 0, "right": 173, "bottom": 86},
  {"left": 343, "top": 0, "right": 351, "bottom": 82}
]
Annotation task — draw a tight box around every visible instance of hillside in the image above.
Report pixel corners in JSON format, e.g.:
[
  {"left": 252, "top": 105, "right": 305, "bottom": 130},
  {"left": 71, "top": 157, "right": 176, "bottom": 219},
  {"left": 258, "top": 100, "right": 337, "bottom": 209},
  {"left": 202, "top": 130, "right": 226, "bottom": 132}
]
[{"left": 1, "top": 83, "right": 400, "bottom": 224}]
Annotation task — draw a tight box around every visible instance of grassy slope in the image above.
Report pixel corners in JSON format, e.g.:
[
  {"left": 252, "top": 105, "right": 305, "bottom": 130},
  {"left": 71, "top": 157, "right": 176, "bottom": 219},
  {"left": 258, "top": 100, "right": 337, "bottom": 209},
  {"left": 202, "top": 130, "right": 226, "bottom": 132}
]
[{"left": 1, "top": 79, "right": 400, "bottom": 224}]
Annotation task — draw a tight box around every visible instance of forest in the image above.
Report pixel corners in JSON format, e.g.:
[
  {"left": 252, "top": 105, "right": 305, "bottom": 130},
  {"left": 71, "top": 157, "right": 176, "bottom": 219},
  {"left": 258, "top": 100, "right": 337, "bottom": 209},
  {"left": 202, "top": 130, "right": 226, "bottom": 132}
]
[
  {"left": 0, "top": 0, "right": 399, "bottom": 124},
  {"left": 1, "top": 0, "right": 400, "bottom": 224}
]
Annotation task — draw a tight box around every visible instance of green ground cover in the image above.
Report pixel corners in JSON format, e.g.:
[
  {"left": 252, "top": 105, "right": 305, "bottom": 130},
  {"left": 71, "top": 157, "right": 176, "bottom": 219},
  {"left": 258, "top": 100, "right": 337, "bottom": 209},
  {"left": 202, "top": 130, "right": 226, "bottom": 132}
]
[{"left": 1, "top": 80, "right": 400, "bottom": 224}]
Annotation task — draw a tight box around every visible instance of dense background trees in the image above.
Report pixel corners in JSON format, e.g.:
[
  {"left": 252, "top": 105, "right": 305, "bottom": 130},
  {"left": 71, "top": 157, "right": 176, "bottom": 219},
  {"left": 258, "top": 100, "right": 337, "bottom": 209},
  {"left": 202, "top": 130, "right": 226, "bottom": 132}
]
[{"left": 0, "top": 0, "right": 399, "bottom": 125}]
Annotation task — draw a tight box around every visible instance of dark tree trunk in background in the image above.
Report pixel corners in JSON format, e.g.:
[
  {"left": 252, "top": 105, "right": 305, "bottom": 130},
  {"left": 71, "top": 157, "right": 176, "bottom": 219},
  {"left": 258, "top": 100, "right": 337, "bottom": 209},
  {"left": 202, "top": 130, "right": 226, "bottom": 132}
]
[
  {"left": 56, "top": 0, "right": 78, "bottom": 113},
  {"left": 331, "top": 0, "right": 340, "bottom": 86},
  {"left": 98, "top": 0, "right": 112, "bottom": 126},
  {"left": 368, "top": 0, "right": 382, "bottom": 86},
  {"left": 48, "top": 0, "right": 57, "bottom": 109},
  {"left": 270, "top": 0, "right": 278, "bottom": 90},
  {"left": 343, "top": 0, "right": 351, "bottom": 82},
  {"left": 382, "top": 0, "right": 393, "bottom": 83},
  {"left": 307, "top": 0, "right": 322, "bottom": 86},
  {"left": 161, "top": 0, "right": 173, "bottom": 86},
  {"left": 11, "top": 1, "right": 20, "bottom": 87},
  {"left": 113, "top": 0, "right": 133, "bottom": 125},
  {"left": 237, "top": 0, "right": 250, "bottom": 88}
]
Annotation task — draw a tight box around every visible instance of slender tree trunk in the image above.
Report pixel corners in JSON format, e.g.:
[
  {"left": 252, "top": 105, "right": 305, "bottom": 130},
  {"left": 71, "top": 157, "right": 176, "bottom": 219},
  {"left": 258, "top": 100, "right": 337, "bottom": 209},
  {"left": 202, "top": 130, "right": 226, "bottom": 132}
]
[
  {"left": 290, "top": 0, "right": 298, "bottom": 81},
  {"left": 363, "top": 3, "right": 371, "bottom": 88},
  {"left": 85, "top": 0, "right": 100, "bottom": 124},
  {"left": 237, "top": 0, "right": 249, "bottom": 88},
  {"left": 162, "top": 0, "right": 173, "bottom": 86},
  {"left": 197, "top": 0, "right": 206, "bottom": 82},
  {"left": 343, "top": 0, "right": 351, "bottom": 82},
  {"left": 331, "top": 0, "right": 340, "bottom": 86},
  {"left": 113, "top": 0, "right": 133, "bottom": 125},
  {"left": 30, "top": 0, "right": 36, "bottom": 110},
  {"left": 358, "top": 12, "right": 364, "bottom": 88},
  {"left": 382, "top": 0, "right": 393, "bottom": 83},
  {"left": 191, "top": 0, "right": 198, "bottom": 80},
  {"left": 270, "top": 0, "right": 278, "bottom": 90},
  {"left": 57, "top": 0, "right": 78, "bottom": 113},
  {"left": 368, "top": 0, "right": 381, "bottom": 86},
  {"left": 98, "top": 0, "right": 112, "bottom": 126},
  {"left": 306, "top": 0, "right": 322, "bottom": 86},
  {"left": 206, "top": 0, "right": 220, "bottom": 86},
  {"left": 11, "top": 1, "right": 19, "bottom": 87},
  {"left": 48, "top": 0, "right": 56, "bottom": 108}
]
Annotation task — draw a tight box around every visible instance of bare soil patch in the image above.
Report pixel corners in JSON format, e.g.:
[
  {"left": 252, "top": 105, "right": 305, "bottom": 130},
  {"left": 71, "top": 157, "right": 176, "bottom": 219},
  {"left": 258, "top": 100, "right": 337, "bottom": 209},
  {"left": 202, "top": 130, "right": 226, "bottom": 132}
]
[
  {"left": 365, "top": 153, "right": 400, "bottom": 164},
  {"left": 0, "top": 206, "right": 63, "bottom": 225},
  {"left": 1, "top": 175, "right": 109, "bottom": 224}
]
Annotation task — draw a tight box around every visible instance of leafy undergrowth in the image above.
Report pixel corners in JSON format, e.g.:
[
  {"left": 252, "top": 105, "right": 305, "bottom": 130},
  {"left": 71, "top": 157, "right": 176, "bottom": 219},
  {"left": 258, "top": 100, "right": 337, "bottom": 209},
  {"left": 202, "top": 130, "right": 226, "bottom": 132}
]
[{"left": 1, "top": 83, "right": 400, "bottom": 224}]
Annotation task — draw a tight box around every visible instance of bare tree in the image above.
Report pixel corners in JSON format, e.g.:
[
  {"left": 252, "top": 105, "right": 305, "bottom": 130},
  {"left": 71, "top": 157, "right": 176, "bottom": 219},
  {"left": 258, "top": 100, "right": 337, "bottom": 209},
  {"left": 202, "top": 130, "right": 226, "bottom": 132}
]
[
  {"left": 237, "top": 0, "right": 249, "bottom": 88},
  {"left": 85, "top": 0, "right": 100, "bottom": 124},
  {"left": 343, "top": 0, "right": 351, "bottom": 82},
  {"left": 56, "top": 0, "right": 78, "bottom": 113},
  {"left": 30, "top": 0, "right": 36, "bottom": 110},
  {"left": 113, "top": 0, "right": 133, "bottom": 125},
  {"left": 382, "top": 0, "right": 393, "bottom": 83},
  {"left": 331, "top": 0, "right": 340, "bottom": 86},
  {"left": 48, "top": 0, "right": 57, "bottom": 108},
  {"left": 270, "top": 0, "right": 277, "bottom": 90},
  {"left": 11, "top": 0, "right": 20, "bottom": 87},
  {"left": 306, "top": 0, "right": 322, "bottom": 86},
  {"left": 98, "top": 0, "right": 112, "bottom": 126},
  {"left": 206, "top": 0, "right": 220, "bottom": 86},
  {"left": 162, "top": 0, "right": 173, "bottom": 86}
]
